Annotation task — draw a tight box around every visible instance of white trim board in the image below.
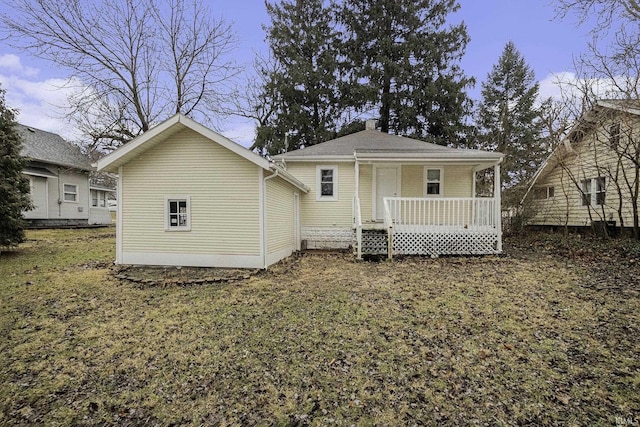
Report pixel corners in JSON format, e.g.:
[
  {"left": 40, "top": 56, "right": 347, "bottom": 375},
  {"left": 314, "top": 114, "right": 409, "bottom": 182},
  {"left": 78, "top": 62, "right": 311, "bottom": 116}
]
[{"left": 121, "top": 252, "right": 264, "bottom": 269}]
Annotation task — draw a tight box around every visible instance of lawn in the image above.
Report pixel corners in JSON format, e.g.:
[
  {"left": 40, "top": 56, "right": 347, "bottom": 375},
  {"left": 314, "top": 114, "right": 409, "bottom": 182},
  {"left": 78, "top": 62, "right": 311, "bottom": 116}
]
[{"left": 1, "top": 229, "right": 639, "bottom": 426}]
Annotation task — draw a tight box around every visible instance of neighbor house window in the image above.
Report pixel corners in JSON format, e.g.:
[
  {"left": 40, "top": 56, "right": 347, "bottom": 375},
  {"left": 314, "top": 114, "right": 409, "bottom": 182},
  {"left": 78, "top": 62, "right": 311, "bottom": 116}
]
[
  {"left": 595, "top": 177, "right": 606, "bottom": 205},
  {"left": 92, "top": 190, "right": 107, "bottom": 207},
  {"left": 165, "top": 196, "right": 191, "bottom": 231},
  {"left": 63, "top": 184, "right": 78, "bottom": 202},
  {"left": 581, "top": 177, "right": 605, "bottom": 206},
  {"left": 424, "top": 168, "right": 442, "bottom": 196},
  {"left": 609, "top": 122, "right": 621, "bottom": 148},
  {"left": 316, "top": 166, "right": 338, "bottom": 201},
  {"left": 534, "top": 186, "right": 555, "bottom": 199}
]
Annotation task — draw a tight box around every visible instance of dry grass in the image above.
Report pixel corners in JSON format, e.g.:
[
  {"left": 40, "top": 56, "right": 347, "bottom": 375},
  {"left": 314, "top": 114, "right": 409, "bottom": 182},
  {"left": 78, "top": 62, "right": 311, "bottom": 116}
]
[{"left": 1, "top": 229, "right": 639, "bottom": 426}]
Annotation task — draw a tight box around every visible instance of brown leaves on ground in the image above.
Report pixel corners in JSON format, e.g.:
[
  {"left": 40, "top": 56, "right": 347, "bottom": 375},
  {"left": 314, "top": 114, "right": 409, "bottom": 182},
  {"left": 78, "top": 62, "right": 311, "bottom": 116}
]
[{"left": 0, "top": 229, "right": 639, "bottom": 426}]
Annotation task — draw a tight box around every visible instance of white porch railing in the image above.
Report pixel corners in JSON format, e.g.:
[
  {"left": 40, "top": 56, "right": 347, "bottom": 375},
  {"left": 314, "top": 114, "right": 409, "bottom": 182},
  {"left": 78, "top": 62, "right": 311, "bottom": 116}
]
[
  {"left": 383, "top": 197, "right": 499, "bottom": 231},
  {"left": 382, "top": 197, "right": 501, "bottom": 257}
]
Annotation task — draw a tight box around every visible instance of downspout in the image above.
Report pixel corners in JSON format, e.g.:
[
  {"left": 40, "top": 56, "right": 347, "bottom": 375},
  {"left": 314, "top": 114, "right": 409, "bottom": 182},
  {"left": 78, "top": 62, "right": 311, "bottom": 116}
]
[
  {"left": 262, "top": 168, "right": 279, "bottom": 269},
  {"left": 57, "top": 167, "right": 62, "bottom": 217}
]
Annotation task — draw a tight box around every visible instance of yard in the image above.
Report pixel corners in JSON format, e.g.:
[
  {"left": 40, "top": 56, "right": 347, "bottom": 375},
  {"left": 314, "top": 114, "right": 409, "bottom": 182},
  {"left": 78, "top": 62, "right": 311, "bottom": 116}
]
[{"left": 1, "top": 229, "right": 639, "bottom": 426}]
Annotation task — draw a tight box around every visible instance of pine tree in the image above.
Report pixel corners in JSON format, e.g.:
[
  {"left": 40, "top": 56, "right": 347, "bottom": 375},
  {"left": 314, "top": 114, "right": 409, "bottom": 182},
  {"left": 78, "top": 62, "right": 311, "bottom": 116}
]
[
  {"left": 0, "top": 86, "right": 32, "bottom": 247},
  {"left": 477, "top": 41, "right": 547, "bottom": 204},
  {"left": 253, "top": 0, "right": 340, "bottom": 155},
  {"left": 338, "top": 0, "right": 473, "bottom": 144}
]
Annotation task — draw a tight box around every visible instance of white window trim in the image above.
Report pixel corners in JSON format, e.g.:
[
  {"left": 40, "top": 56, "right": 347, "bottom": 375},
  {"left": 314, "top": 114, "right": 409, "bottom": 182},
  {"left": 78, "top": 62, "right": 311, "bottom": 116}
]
[
  {"left": 63, "top": 183, "right": 78, "bottom": 203},
  {"left": 423, "top": 167, "right": 444, "bottom": 198},
  {"left": 165, "top": 195, "right": 191, "bottom": 231},
  {"left": 316, "top": 165, "right": 338, "bottom": 201},
  {"left": 580, "top": 177, "right": 605, "bottom": 207}
]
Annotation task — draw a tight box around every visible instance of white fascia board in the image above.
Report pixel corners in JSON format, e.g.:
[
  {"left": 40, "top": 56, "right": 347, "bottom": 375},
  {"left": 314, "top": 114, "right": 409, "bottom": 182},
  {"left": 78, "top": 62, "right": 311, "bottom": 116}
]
[
  {"left": 274, "top": 155, "right": 355, "bottom": 162},
  {"left": 97, "top": 113, "right": 271, "bottom": 172},
  {"left": 358, "top": 156, "right": 504, "bottom": 164},
  {"left": 270, "top": 165, "right": 310, "bottom": 193},
  {"left": 356, "top": 152, "right": 503, "bottom": 162},
  {"left": 96, "top": 114, "right": 182, "bottom": 172}
]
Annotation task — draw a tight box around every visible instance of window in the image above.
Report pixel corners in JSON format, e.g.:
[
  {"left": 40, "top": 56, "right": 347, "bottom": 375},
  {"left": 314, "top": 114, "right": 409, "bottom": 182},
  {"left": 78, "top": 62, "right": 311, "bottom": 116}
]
[
  {"left": 534, "top": 186, "right": 555, "bottom": 199},
  {"left": 595, "top": 177, "right": 606, "bottom": 205},
  {"left": 316, "top": 166, "right": 338, "bottom": 201},
  {"left": 165, "top": 196, "right": 191, "bottom": 231},
  {"left": 581, "top": 177, "right": 605, "bottom": 206},
  {"left": 63, "top": 184, "right": 78, "bottom": 202},
  {"left": 609, "top": 122, "right": 621, "bottom": 148},
  {"left": 424, "top": 168, "right": 442, "bottom": 196},
  {"left": 92, "top": 190, "right": 107, "bottom": 207}
]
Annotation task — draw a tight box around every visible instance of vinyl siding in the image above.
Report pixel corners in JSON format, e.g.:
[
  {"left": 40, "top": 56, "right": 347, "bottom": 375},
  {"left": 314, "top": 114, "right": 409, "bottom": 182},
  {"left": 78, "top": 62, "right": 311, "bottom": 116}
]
[
  {"left": 401, "top": 165, "right": 423, "bottom": 197},
  {"left": 286, "top": 162, "right": 355, "bottom": 228},
  {"left": 443, "top": 166, "right": 474, "bottom": 197},
  {"left": 266, "top": 175, "right": 296, "bottom": 256},
  {"left": 529, "top": 125, "right": 638, "bottom": 227},
  {"left": 121, "top": 128, "right": 261, "bottom": 255},
  {"left": 287, "top": 162, "right": 477, "bottom": 226}
]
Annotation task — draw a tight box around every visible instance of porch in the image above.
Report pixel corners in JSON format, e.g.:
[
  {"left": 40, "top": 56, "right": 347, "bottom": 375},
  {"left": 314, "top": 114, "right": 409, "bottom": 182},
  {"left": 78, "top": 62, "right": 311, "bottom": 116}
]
[{"left": 352, "top": 196, "right": 502, "bottom": 258}]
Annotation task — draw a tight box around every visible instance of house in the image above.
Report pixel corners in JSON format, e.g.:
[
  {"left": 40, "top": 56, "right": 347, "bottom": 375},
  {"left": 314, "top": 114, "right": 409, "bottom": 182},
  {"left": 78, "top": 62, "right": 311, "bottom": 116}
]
[
  {"left": 524, "top": 100, "right": 640, "bottom": 234},
  {"left": 97, "top": 115, "right": 504, "bottom": 268},
  {"left": 274, "top": 120, "right": 504, "bottom": 258},
  {"left": 96, "top": 114, "right": 309, "bottom": 269},
  {"left": 17, "top": 124, "right": 113, "bottom": 227}
]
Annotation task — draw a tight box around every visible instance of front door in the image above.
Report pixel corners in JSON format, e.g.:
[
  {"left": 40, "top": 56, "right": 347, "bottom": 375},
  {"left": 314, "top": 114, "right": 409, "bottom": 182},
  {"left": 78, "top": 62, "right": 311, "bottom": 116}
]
[{"left": 375, "top": 166, "right": 399, "bottom": 220}]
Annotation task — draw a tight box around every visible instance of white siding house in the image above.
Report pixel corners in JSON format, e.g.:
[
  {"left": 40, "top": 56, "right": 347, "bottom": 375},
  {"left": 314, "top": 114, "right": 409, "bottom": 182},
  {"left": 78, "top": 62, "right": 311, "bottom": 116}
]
[{"left": 17, "top": 124, "right": 113, "bottom": 227}]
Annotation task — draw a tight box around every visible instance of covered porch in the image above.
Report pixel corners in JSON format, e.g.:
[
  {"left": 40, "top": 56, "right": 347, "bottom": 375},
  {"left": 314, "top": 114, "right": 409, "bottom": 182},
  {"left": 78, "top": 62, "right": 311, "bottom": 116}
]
[{"left": 352, "top": 158, "right": 502, "bottom": 258}]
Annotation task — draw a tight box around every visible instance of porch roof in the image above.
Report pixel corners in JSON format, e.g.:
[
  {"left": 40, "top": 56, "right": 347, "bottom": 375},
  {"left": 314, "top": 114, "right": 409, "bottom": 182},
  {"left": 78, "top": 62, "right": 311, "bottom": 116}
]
[{"left": 274, "top": 129, "right": 503, "bottom": 163}]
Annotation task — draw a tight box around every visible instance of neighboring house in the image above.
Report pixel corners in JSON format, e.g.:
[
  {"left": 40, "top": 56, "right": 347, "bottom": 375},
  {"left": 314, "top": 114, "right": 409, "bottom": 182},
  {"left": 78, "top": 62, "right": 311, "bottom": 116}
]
[
  {"left": 525, "top": 100, "right": 640, "bottom": 234},
  {"left": 96, "top": 114, "right": 309, "bottom": 269},
  {"left": 17, "top": 124, "right": 113, "bottom": 227},
  {"left": 97, "top": 114, "right": 504, "bottom": 268}
]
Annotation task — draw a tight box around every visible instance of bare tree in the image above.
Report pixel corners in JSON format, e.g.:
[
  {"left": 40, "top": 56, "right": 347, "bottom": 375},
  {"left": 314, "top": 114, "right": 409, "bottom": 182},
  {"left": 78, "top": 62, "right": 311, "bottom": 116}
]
[{"left": 1, "top": 0, "right": 238, "bottom": 152}]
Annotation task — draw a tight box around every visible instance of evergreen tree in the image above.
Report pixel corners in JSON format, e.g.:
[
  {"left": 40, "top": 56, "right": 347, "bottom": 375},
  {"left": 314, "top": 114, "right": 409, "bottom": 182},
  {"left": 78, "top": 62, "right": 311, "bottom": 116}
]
[
  {"left": 476, "top": 41, "right": 548, "bottom": 204},
  {"left": 0, "top": 86, "right": 32, "bottom": 247},
  {"left": 253, "top": 0, "right": 340, "bottom": 155},
  {"left": 337, "top": 0, "right": 473, "bottom": 144}
]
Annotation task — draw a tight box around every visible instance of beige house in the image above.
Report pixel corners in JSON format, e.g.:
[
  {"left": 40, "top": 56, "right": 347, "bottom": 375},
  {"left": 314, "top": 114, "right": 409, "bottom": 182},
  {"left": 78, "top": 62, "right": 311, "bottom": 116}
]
[
  {"left": 98, "top": 115, "right": 504, "bottom": 268},
  {"left": 275, "top": 121, "right": 504, "bottom": 257},
  {"left": 96, "top": 114, "right": 309, "bottom": 269},
  {"left": 525, "top": 100, "right": 640, "bottom": 234}
]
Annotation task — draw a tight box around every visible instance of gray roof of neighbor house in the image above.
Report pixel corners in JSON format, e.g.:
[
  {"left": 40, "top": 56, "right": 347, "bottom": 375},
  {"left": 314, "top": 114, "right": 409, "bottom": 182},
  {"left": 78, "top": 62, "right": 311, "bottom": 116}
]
[
  {"left": 16, "top": 123, "right": 93, "bottom": 171},
  {"left": 273, "top": 129, "right": 503, "bottom": 161}
]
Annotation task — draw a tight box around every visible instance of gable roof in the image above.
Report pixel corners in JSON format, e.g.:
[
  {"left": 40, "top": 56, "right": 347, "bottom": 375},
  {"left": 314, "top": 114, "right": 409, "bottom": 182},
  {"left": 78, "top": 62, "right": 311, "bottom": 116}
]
[
  {"left": 523, "top": 99, "right": 640, "bottom": 202},
  {"left": 96, "top": 113, "right": 308, "bottom": 192},
  {"left": 273, "top": 129, "right": 503, "bottom": 162},
  {"left": 17, "top": 124, "right": 92, "bottom": 171}
]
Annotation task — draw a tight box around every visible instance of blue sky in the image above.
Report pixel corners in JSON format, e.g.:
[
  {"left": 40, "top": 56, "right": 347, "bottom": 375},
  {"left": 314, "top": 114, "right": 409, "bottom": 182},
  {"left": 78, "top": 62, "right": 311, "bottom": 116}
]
[{"left": 0, "top": 0, "right": 599, "bottom": 147}]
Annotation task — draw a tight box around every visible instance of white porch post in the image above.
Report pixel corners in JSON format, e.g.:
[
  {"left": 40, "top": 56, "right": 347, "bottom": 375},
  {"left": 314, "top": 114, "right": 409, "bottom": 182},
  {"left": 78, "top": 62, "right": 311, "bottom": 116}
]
[
  {"left": 494, "top": 163, "right": 502, "bottom": 253},
  {"left": 354, "top": 156, "right": 359, "bottom": 199}
]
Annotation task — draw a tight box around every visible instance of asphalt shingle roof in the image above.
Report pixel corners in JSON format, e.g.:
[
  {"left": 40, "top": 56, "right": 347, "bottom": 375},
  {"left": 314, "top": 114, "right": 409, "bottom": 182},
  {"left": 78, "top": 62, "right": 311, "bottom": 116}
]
[
  {"left": 274, "top": 129, "right": 501, "bottom": 159},
  {"left": 16, "top": 124, "right": 93, "bottom": 171}
]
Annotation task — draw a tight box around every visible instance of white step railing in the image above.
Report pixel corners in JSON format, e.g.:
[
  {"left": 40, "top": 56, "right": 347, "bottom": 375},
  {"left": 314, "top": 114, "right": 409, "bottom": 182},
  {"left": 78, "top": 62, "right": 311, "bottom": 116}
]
[{"left": 383, "top": 197, "right": 499, "bottom": 231}]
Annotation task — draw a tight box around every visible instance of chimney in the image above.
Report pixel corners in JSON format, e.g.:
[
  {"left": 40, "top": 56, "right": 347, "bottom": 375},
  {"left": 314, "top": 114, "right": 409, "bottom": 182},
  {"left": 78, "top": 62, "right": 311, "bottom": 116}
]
[{"left": 365, "top": 119, "right": 377, "bottom": 130}]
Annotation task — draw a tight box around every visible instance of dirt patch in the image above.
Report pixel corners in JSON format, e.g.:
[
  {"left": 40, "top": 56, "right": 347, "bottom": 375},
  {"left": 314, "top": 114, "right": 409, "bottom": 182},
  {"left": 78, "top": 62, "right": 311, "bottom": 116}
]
[{"left": 114, "top": 265, "right": 261, "bottom": 287}]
